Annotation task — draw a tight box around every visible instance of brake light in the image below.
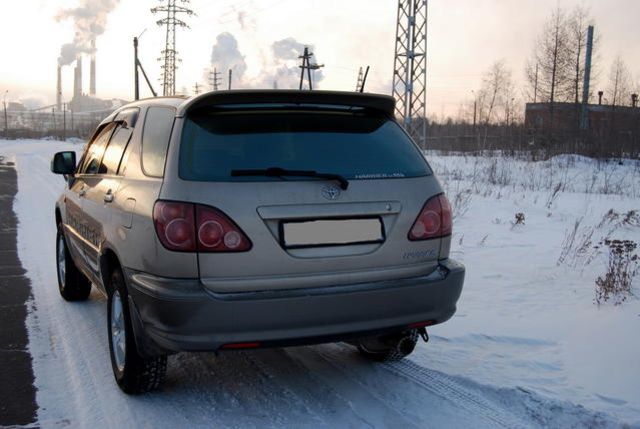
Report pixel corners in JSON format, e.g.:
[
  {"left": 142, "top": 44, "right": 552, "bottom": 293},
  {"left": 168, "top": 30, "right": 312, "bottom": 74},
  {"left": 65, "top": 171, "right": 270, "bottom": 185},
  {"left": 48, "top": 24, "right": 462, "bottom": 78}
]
[
  {"left": 408, "top": 194, "right": 452, "bottom": 241},
  {"left": 153, "top": 201, "right": 252, "bottom": 252},
  {"left": 195, "top": 205, "right": 252, "bottom": 252},
  {"left": 153, "top": 201, "right": 196, "bottom": 251}
]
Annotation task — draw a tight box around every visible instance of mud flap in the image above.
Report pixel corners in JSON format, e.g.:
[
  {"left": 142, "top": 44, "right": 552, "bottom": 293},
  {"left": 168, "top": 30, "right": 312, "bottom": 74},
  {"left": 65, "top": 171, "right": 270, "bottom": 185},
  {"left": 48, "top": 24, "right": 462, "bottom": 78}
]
[{"left": 127, "top": 296, "right": 170, "bottom": 358}]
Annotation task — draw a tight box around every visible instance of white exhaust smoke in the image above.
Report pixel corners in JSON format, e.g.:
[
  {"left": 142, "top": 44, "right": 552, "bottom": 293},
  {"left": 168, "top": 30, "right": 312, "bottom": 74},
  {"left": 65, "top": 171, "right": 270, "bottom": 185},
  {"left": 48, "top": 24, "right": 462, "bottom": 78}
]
[{"left": 56, "top": 0, "right": 120, "bottom": 65}]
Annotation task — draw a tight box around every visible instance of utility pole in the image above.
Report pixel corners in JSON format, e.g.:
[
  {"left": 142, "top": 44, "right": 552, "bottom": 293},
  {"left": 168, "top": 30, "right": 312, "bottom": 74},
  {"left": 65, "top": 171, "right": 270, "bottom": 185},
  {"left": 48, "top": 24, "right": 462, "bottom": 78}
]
[
  {"left": 228, "top": 69, "right": 232, "bottom": 90},
  {"left": 151, "top": 0, "right": 194, "bottom": 96},
  {"left": 471, "top": 91, "right": 477, "bottom": 128},
  {"left": 134, "top": 33, "right": 158, "bottom": 99},
  {"left": 298, "top": 47, "right": 324, "bottom": 91},
  {"left": 3, "top": 90, "right": 7, "bottom": 139},
  {"left": 209, "top": 68, "right": 221, "bottom": 91},
  {"left": 193, "top": 82, "right": 201, "bottom": 95},
  {"left": 392, "top": 0, "right": 428, "bottom": 148},
  {"left": 360, "top": 66, "right": 370, "bottom": 93},
  {"left": 533, "top": 62, "right": 539, "bottom": 103},
  {"left": 134, "top": 36, "right": 140, "bottom": 100}
]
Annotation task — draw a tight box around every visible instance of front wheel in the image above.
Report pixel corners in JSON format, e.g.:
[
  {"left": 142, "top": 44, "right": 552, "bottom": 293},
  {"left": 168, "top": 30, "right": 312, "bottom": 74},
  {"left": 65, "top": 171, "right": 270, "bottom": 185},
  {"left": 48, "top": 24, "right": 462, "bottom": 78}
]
[
  {"left": 107, "top": 268, "right": 167, "bottom": 394},
  {"left": 56, "top": 225, "right": 91, "bottom": 301},
  {"left": 357, "top": 329, "right": 420, "bottom": 362}
]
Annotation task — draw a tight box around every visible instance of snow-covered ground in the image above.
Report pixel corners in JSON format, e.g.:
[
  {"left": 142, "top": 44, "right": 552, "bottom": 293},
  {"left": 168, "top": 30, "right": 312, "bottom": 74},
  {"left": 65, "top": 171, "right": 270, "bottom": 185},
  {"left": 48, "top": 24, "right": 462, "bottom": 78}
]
[{"left": 1, "top": 139, "right": 639, "bottom": 428}]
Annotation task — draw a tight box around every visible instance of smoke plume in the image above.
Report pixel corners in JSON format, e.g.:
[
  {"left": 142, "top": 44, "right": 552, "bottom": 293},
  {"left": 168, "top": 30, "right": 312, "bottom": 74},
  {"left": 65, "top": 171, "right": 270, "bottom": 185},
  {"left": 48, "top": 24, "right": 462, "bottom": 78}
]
[
  {"left": 56, "top": 0, "right": 120, "bottom": 65},
  {"left": 270, "top": 38, "right": 324, "bottom": 89},
  {"left": 206, "top": 33, "right": 325, "bottom": 90},
  {"left": 210, "top": 32, "right": 248, "bottom": 84}
]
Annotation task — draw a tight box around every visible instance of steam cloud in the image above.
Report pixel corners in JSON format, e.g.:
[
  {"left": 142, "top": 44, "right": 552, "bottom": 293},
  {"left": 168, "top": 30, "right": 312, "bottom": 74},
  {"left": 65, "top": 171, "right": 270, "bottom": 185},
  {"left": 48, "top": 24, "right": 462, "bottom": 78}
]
[
  {"left": 271, "top": 38, "right": 324, "bottom": 89},
  {"left": 208, "top": 33, "right": 324, "bottom": 89},
  {"left": 210, "top": 32, "right": 248, "bottom": 83},
  {"left": 56, "top": 0, "right": 120, "bottom": 65}
]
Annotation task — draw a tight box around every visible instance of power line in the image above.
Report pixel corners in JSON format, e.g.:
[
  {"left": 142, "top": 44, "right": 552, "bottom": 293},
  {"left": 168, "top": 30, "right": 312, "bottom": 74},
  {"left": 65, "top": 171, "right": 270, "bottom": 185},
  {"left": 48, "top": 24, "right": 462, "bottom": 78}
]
[{"left": 151, "top": 0, "right": 195, "bottom": 96}]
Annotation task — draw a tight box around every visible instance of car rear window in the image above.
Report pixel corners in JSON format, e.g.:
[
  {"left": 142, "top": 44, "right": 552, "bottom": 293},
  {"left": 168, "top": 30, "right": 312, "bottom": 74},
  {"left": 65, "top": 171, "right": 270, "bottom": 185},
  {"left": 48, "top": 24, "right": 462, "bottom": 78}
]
[{"left": 178, "top": 109, "right": 431, "bottom": 182}]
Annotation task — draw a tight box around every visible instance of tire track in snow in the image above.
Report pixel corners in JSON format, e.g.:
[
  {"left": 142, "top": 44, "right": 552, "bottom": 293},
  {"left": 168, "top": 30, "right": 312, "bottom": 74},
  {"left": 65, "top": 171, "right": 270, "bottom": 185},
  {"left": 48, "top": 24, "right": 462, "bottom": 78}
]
[{"left": 383, "top": 358, "right": 530, "bottom": 429}]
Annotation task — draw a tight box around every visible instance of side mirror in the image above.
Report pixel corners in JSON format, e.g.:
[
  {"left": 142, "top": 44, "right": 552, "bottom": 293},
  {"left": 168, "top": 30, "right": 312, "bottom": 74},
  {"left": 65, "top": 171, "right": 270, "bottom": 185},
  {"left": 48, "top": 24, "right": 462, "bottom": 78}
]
[{"left": 51, "top": 151, "right": 76, "bottom": 175}]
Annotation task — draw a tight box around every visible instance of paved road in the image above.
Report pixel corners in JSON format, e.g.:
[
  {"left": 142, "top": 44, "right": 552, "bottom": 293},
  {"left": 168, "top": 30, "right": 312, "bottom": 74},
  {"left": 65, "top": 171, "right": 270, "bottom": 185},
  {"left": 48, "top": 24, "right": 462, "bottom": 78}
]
[{"left": 0, "top": 159, "right": 37, "bottom": 426}]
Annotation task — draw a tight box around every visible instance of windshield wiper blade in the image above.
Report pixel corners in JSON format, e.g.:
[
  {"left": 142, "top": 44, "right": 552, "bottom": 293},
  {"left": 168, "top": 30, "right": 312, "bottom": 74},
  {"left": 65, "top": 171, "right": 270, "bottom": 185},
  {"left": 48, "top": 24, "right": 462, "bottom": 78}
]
[{"left": 231, "top": 167, "right": 349, "bottom": 190}]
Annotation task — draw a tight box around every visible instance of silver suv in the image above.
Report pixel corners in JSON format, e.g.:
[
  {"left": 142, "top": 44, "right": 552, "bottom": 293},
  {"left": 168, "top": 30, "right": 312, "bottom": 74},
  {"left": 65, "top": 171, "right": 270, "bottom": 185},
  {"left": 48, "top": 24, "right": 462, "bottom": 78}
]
[{"left": 51, "top": 90, "right": 465, "bottom": 394}]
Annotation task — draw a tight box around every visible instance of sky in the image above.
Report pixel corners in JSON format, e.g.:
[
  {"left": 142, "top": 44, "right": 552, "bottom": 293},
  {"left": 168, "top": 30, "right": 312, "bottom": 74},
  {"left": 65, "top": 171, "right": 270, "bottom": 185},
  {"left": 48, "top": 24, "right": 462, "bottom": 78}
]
[{"left": 1, "top": 0, "right": 639, "bottom": 117}]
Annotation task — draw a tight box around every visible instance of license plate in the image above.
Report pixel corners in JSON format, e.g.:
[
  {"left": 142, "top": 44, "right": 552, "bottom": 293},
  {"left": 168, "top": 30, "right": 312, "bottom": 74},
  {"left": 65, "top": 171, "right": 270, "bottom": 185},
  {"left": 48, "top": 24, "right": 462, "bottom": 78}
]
[{"left": 282, "top": 218, "right": 384, "bottom": 248}]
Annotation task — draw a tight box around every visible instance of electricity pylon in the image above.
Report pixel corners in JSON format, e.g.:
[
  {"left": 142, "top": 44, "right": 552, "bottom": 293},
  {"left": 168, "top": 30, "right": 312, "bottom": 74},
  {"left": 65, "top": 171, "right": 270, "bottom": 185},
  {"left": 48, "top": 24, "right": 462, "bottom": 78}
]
[
  {"left": 392, "top": 0, "right": 428, "bottom": 148},
  {"left": 151, "top": 0, "right": 194, "bottom": 96}
]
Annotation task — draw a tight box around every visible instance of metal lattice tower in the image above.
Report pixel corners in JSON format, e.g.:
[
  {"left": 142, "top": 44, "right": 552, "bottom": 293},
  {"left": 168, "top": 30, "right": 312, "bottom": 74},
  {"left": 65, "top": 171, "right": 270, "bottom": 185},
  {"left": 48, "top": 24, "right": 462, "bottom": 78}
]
[
  {"left": 356, "top": 67, "right": 364, "bottom": 92},
  {"left": 392, "top": 0, "right": 428, "bottom": 148},
  {"left": 151, "top": 0, "right": 194, "bottom": 96}
]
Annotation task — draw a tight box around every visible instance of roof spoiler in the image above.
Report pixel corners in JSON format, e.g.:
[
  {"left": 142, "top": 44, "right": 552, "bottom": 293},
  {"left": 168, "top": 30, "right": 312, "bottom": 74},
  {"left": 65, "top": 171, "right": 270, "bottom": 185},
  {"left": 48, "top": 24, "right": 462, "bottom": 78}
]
[{"left": 177, "top": 90, "right": 396, "bottom": 117}]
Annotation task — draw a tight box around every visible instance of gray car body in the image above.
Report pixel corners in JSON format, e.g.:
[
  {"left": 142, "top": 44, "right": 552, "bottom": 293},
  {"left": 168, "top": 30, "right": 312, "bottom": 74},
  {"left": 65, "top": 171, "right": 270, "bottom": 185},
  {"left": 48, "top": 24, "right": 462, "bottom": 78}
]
[{"left": 55, "top": 90, "right": 465, "bottom": 356}]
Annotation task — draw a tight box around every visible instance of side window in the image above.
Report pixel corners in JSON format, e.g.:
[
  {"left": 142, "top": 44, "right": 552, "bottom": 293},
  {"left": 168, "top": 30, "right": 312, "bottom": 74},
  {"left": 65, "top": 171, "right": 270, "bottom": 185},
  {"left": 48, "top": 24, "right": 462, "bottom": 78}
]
[
  {"left": 142, "top": 107, "right": 175, "bottom": 177},
  {"left": 101, "top": 124, "right": 133, "bottom": 175},
  {"left": 80, "top": 122, "right": 117, "bottom": 175}
]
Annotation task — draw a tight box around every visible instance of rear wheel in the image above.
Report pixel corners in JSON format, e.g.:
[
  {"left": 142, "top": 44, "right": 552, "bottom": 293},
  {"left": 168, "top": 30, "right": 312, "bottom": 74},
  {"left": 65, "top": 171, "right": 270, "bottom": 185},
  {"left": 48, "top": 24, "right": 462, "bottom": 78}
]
[
  {"left": 357, "top": 329, "right": 419, "bottom": 362},
  {"left": 56, "top": 225, "right": 91, "bottom": 301},
  {"left": 107, "top": 268, "right": 167, "bottom": 394}
]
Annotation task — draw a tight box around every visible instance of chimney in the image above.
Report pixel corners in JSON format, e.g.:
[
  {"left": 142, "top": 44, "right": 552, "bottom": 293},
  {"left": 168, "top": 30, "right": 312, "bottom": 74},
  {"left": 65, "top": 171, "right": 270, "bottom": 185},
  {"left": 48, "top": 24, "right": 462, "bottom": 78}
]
[
  {"left": 90, "top": 39, "right": 96, "bottom": 96},
  {"left": 56, "top": 65, "right": 62, "bottom": 111},
  {"left": 582, "top": 26, "right": 594, "bottom": 104},
  {"left": 598, "top": 91, "right": 603, "bottom": 105},
  {"left": 74, "top": 55, "right": 83, "bottom": 99}
]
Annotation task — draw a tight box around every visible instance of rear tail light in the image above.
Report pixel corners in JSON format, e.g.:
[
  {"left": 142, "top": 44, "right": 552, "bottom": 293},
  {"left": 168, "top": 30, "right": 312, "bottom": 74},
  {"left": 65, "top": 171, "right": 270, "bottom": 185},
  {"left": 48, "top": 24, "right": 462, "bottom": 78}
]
[
  {"left": 408, "top": 193, "right": 452, "bottom": 241},
  {"left": 153, "top": 200, "right": 252, "bottom": 252},
  {"left": 195, "top": 205, "right": 252, "bottom": 252},
  {"left": 153, "top": 201, "right": 196, "bottom": 252}
]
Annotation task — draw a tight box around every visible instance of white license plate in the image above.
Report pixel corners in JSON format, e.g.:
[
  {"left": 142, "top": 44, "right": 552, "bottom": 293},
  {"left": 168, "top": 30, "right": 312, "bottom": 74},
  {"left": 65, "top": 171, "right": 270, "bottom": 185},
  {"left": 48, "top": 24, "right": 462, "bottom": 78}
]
[{"left": 282, "top": 218, "right": 384, "bottom": 248}]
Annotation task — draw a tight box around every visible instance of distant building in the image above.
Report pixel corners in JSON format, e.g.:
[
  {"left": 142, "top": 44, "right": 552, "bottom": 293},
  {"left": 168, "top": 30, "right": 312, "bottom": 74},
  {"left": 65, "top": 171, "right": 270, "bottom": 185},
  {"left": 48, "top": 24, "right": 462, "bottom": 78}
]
[{"left": 525, "top": 102, "right": 640, "bottom": 137}]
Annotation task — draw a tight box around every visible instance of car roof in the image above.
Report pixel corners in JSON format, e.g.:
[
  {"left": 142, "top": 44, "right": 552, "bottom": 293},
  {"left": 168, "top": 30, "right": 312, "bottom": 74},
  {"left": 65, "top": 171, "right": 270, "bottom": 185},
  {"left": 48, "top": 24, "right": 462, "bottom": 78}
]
[
  {"left": 101, "top": 90, "right": 396, "bottom": 127},
  {"left": 177, "top": 90, "right": 396, "bottom": 117}
]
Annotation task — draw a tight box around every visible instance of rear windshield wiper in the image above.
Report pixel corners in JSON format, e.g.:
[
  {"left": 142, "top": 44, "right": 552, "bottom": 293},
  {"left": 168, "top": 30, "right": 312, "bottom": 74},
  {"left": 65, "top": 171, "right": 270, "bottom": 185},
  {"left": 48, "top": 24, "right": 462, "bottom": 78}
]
[{"left": 231, "top": 167, "right": 349, "bottom": 190}]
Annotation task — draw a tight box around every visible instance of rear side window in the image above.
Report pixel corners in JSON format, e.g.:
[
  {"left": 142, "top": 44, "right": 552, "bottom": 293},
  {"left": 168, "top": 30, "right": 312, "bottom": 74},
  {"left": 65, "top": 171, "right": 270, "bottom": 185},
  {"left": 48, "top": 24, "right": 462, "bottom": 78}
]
[
  {"left": 101, "top": 124, "right": 133, "bottom": 175},
  {"left": 142, "top": 107, "right": 175, "bottom": 177},
  {"left": 80, "top": 122, "right": 117, "bottom": 175},
  {"left": 179, "top": 109, "right": 431, "bottom": 182}
]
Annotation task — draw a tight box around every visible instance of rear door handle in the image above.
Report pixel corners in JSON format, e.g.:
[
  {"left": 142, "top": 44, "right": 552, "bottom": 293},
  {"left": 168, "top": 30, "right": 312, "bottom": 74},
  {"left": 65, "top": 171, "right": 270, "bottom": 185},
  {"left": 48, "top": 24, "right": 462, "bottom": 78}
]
[{"left": 104, "top": 190, "right": 114, "bottom": 203}]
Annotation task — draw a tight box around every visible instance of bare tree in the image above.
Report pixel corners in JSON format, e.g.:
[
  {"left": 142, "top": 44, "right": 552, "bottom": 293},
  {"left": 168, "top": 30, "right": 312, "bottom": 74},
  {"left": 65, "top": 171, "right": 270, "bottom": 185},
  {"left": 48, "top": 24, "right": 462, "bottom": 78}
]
[
  {"left": 477, "top": 60, "right": 514, "bottom": 125},
  {"left": 608, "top": 57, "right": 632, "bottom": 106},
  {"left": 566, "top": 5, "right": 597, "bottom": 104},
  {"left": 526, "top": 7, "right": 572, "bottom": 104}
]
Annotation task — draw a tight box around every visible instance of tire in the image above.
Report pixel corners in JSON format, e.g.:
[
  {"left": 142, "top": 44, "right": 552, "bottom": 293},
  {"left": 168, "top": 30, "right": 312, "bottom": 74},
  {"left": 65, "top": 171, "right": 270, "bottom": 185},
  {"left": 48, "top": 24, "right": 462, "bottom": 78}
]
[
  {"left": 107, "top": 268, "right": 167, "bottom": 394},
  {"left": 56, "top": 225, "right": 91, "bottom": 301},
  {"left": 357, "top": 329, "right": 419, "bottom": 362}
]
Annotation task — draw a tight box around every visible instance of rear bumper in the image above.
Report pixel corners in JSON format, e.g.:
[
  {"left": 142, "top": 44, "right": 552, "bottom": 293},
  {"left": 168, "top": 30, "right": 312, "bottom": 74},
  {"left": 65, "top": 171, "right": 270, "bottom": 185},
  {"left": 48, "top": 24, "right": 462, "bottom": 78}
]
[{"left": 124, "top": 259, "right": 465, "bottom": 356}]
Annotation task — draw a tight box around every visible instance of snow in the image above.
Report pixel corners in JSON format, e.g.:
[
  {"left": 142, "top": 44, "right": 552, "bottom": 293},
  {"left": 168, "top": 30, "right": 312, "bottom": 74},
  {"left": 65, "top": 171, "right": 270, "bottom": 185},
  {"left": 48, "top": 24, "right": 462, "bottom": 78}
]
[{"left": 1, "top": 139, "right": 639, "bottom": 428}]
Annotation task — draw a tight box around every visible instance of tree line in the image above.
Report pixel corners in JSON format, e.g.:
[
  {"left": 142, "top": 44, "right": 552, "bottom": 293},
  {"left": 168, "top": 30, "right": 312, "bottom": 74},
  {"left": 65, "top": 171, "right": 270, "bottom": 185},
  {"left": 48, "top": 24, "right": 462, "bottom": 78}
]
[{"left": 444, "top": 4, "right": 639, "bottom": 128}]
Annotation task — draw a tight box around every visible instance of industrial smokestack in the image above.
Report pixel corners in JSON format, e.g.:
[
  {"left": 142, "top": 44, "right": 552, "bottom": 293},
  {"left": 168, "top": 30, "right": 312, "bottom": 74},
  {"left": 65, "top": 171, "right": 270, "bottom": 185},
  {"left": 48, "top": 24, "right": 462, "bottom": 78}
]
[
  {"left": 57, "top": 65, "right": 62, "bottom": 110},
  {"left": 90, "top": 39, "right": 96, "bottom": 96},
  {"left": 582, "top": 25, "right": 594, "bottom": 104},
  {"left": 74, "top": 55, "right": 83, "bottom": 99}
]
